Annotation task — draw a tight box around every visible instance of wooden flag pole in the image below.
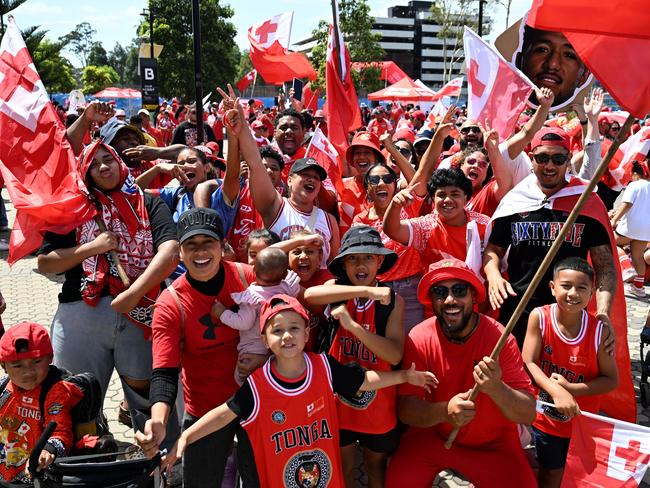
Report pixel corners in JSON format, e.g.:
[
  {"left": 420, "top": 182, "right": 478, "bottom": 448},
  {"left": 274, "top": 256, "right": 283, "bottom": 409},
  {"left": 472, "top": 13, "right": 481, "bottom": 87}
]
[
  {"left": 444, "top": 114, "right": 636, "bottom": 450},
  {"left": 93, "top": 216, "right": 131, "bottom": 287}
]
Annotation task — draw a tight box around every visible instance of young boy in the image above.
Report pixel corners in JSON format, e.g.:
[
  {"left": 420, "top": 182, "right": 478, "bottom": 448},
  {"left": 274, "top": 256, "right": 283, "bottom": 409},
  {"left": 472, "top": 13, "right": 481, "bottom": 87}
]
[
  {"left": 0, "top": 322, "right": 83, "bottom": 483},
  {"left": 522, "top": 257, "right": 619, "bottom": 488},
  {"left": 156, "top": 295, "right": 436, "bottom": 487}
]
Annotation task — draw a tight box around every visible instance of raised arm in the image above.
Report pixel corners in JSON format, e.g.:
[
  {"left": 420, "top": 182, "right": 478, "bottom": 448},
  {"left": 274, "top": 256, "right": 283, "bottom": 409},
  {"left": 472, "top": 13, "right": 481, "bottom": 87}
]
[
  {"left": 135, "top": 162, "right": 189, "bottom": 190},
  {"left": 382, "top": 187, "right": 417, "bottom": 246},
  {"left": 304, "top": 283, "right": 392, "bottom": 306},
  {"left": 504, "top": 87, "right": 554, "bottom": 160},
  {"left": 123, "top": 144, "right": 188, "bottom": 163},
  {"left": 380, "top": 133, "right": 415, "bottom": 184},
  {"left": 484, "top": 123, "right": 513, "bottom": 200},
  {"left": 66, "top": 101, "right": 115, "bottom": 155}
]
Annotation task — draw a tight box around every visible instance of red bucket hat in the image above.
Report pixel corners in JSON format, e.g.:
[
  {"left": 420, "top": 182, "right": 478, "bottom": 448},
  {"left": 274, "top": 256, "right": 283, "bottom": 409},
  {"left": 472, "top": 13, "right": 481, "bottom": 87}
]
[
  {"left": 259, "top": 294, "right": 310, "bottom": 333},
  {"left": 345, "top": 131, "right": 385, "bottom": 165},
  {"left": 417, "top": 258, "right": 486, "bottom": 306},
  {"left": 0, "top": 322, "right": 53, "bottom": 363}
]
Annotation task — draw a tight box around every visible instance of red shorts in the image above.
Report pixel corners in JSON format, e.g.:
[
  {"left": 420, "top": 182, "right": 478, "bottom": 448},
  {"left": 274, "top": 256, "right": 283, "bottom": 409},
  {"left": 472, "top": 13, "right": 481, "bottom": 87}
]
[{"left": 385, "top": 429, "right": 536, "bottom": 488}]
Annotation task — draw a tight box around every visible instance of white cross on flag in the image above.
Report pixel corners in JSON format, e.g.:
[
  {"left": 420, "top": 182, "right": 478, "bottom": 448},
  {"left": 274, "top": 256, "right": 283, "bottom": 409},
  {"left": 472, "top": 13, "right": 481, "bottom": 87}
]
[
  {"left": 249, "top": 12, "right": 293, "bottom": 49},
  {"left": 610, "top": 126, "right": 650, "bottom": 190},
  {"left": 463, "top": 27, "right": 535, "bottom": 142},
  {"left": 561, "top": 411, "right": 650, "bottom": 487}
]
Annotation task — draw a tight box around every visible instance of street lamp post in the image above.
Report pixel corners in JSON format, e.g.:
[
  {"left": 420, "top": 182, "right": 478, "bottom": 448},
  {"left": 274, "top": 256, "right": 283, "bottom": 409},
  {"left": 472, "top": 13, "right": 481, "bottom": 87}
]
[
  {"left": 191, "top": 0, "right": 204, "bottom": 144},
  {"left": 478, "top": 0, "right": 487, "bottom": 37}
]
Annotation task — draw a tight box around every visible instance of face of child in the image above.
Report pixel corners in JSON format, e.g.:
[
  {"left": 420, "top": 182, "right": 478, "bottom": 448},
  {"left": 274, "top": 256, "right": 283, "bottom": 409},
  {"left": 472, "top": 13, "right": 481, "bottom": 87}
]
[
  {"left": 262, "top": 311, "right": 309, "bottom": 359},
  {"left": 550, "top": 269, "right": 593, "bottom": 314},
  {"left": 343, "top": 253, "right": 384, "bottom": 286},
  {"left": 247, "top": 238, "right": 269, "bottom": 266},
  {"left": 289, "top": 244, "right": 322, "bottom": 282},
  {"left": 433, "top": 185, "right": 467, "bottom": 225},
  {"left": 4, "top": 356, "right": 52, "bottom": 390}
]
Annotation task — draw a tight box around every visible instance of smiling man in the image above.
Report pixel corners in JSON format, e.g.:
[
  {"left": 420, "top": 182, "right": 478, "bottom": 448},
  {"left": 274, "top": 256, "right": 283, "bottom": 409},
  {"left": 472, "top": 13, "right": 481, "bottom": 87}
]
[
  {"left": 518, "top": 27, "right": 591, "bottom": 107},
  {"left": 274, "top": 108, "right": 307, "bottom": 179}
]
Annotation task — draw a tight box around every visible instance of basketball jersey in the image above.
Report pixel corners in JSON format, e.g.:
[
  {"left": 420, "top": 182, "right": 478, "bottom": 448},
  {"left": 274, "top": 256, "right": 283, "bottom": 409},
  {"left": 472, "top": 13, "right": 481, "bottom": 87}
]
[
  {"left": 241, "top": 353, "right": 345, "bottom": 488},
  {"left": 269, "top": 198, "right": 333, "bottom": 267},
  {"left": 328, "top": 297, "right": 397, "bottom": 434},
  {"left": 533, "top": 304, "right": 604, "bottom": 438}
]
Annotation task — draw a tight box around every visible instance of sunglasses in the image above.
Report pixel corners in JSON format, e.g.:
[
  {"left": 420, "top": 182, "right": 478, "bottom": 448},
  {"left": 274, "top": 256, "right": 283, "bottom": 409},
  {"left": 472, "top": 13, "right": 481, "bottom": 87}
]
[
  {"left": 430, "top": 283, "right": 470, "bottom": 300},
  {"left": 398, "top": 147, "right": 412, "bottom": 157},
  {"left": 532, "top": 153, "right": 569, "bottom": 165},
  {"left": 464, "top": 157, "right": 489, "bottom": 169},
  {"left": 460, "top": 126, "right": 481, "bottom": 135},
  {"left": 367, "top": 174, "right": 397, "bottom": 185}
]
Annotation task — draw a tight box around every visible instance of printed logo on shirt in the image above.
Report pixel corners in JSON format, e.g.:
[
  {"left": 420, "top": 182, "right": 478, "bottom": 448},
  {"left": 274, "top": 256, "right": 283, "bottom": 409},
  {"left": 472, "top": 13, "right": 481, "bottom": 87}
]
[
  {"left": 307, "top": 397, "right": 324, "bottom": 417},
  {"left": 16, "top": 407, "right": 40, "bottom": 420},
  {"left": 338, "top": 388, "right": 376, "bottom": 410},
  {"left": 47, "top": 403, "right": 63, "bottom": 416},
  {"left": 271, "top": 410, "right": 287, "bottom": 425},
  {"left": 544, "top": 345, "right": 553, "bottom": 355},
  {"left": 21, "top": 397, "right": 33, "bottom": 406},
  {"left": 510, "top": 221, "right": 585, "bottom": 247},
  {"left": 283, "top": 449, "right": 332, "bottom": 488},
  {"left": 198, "top": 313, "right": 223, "bottom": 340}
]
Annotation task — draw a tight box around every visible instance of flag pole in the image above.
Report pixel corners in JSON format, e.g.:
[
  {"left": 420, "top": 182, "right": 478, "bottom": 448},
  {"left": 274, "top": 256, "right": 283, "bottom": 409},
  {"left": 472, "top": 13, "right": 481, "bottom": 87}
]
[
  {"left": 444, "top": 114, "right": 637, "bottom": 450},
  {"left": 191, "top": 0, "right": 204, "bottom": 144},
  {"left": 330, "top": 0, "right": 343, "bottom": 80},
  {"left": 250, "top": 71, "right": 257, "bottom": 98}
]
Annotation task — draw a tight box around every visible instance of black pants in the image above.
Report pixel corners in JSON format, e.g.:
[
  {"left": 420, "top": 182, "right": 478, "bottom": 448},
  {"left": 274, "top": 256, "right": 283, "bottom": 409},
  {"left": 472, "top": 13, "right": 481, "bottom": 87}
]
[{"left": 181, "top": 413, "right": 259, "bottom": 488}]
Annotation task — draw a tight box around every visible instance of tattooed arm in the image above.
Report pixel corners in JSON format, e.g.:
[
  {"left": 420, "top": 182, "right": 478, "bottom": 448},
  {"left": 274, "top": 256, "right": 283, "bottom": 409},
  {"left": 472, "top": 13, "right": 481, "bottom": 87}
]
[{"left": 590, "top": 243, "right": 618, "bottom": 355}]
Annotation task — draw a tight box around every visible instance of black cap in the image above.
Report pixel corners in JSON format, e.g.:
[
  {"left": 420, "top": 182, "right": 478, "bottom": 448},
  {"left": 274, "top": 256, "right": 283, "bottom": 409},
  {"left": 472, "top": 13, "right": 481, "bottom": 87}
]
[
  {"left": 177, "top": 208, "right": 224, "bottom": 244},
  {"left": 328, "top": 225, "right": 397, "bottom": 278},
  {"left": 289, "top": 157, "right": 328, "bottom": 181}
]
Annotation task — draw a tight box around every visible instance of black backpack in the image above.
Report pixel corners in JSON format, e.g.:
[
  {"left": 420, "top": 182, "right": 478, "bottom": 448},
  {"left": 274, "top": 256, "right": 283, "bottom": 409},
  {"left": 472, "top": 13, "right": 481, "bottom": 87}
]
[
  {"left": 315, "top": 285, "right": 396, "bottom": 353},
  {"left": 0, "top": 365, "right": 106, "bottom": 443}
]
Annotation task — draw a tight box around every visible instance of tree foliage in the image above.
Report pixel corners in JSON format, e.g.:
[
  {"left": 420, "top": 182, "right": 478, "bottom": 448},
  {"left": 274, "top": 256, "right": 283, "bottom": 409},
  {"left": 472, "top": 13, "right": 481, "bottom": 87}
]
[
  {"left": 106, "top": 41, "right": 139, "bottom": 87},
  {"left": 0, "top": 0, "right": 27, "bottom": 36},
  {"left": 310, "top": 0, "right": 384, "bottom": 95},
  {"left": 138, "top": 0, "right": 238, "bottom": 100},
  {"left": 33, "top": 38, "right": 75, "bottom": 93},
  {"left": 81, "top": 65, "right": 119, "bottom": 94},
  {"left": 88, "top": 41, "right": 108, "bottom": 67},
  {"left": 59, "top": 22, "right": 96, "bottom": 68}
]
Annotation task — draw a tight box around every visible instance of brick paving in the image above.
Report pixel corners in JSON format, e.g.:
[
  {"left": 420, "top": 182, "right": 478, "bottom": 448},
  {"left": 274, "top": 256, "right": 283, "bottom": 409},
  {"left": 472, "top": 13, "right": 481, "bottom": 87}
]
[{"left": 0, "top": 195, "right": 647, "bottom": 487}]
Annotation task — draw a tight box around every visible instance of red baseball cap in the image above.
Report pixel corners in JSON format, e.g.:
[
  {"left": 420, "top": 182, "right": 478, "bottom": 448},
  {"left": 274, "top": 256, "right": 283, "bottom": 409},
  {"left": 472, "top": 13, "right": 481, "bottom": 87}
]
[
  {"left": 417, "top": 259, "right": 486, "bottom": 306},
  {"left": 393, "top": 128, "right": 415, "bottom": 144},
  {"left": 530, "top": 127, "right": 570, "bottom": 152},
  {"left": 251, "top": 120, "right": 264, "bottom": 129},
  {"left": 259, "top": 294, "right": 310, "bottom": 333},
  {"left": 411, "top": 110, "right": 426, "bottom": 121},
  {"left": 0, "top": 322, "right": 53, "bottom": 363}
]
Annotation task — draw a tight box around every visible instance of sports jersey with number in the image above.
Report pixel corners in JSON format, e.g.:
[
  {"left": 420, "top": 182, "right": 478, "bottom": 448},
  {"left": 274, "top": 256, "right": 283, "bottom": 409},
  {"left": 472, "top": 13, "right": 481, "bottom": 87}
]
[
  {"left": 533, "top": 304, "right": 603, "bottom": 438},
  {"left": 328, "top": 297, "right": 396, "bottom": 434},
  {"left": 241, "top": 353, "right": 345, "bottom": 488}
]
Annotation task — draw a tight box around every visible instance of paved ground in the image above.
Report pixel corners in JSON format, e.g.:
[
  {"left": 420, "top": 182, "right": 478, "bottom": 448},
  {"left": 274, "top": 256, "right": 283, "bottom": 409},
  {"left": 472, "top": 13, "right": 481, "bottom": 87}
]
[{"left": 0, "top": 194, "right": 647, "bottom": 487}]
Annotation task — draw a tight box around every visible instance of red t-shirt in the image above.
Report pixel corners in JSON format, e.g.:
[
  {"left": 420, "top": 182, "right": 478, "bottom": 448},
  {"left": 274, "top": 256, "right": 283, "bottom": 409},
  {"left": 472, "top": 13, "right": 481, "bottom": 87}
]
[
  {"left": 151, "top": 262, "right": 255, "bottom": 417},
  {"left": 407, "top": 210, "right": 489, "bottom": 267},
  {"left": 280, "top": 146, "right": 307, "bottom": 181},
  {"left": 367, "top": 118, "right": 392, "bottom": 138},
  {"left": 353, "top": 202, "right": 425, "bottom": 282},
  {"left": 468, "top": 179, "right": 499, "bottom": 217},
  {"left": 400, "top": 315, "right": 534, "bottom": 448}
]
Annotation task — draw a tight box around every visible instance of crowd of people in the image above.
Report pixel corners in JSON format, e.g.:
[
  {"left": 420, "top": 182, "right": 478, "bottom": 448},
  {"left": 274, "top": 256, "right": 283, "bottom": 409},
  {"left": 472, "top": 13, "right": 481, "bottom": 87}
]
[{"left": 0, "top": 72, "right": 648, "bottom": 488}]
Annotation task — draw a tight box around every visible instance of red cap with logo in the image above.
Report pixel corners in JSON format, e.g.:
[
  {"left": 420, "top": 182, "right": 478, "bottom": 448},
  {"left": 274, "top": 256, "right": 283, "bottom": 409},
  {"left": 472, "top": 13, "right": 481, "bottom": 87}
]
[
  {"left": 530, "top": 127, "right": 570, "bottom": 151},
  {"left": 259, "top": 294, "right": 310, "bottom": 333},
  {"left": 0, "top": 322, "right": 53, "bottom": 363}
]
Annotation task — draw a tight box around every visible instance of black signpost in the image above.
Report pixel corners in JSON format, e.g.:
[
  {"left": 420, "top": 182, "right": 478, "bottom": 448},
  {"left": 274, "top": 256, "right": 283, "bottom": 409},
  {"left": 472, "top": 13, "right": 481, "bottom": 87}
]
[{"left": 140, "top": 58, "right": 159, "bottom": 110}]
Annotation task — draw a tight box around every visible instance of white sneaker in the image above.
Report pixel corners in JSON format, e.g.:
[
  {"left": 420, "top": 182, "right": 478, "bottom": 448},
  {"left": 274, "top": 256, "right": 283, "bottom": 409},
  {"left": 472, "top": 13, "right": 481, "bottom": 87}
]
[
  {"left": 622, "top": 267, "right": 637, "bottom": 283},
  {"left": 625, "top": 283, "right": 646, "bottom": 298}
]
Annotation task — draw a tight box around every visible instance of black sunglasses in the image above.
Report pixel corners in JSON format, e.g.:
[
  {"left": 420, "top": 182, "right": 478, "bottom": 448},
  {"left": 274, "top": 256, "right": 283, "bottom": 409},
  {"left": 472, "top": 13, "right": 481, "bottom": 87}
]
[
  {"left": 532, "top": 153, "right": 569, "bottom": 166},
  {"left": 430, "top": 283, "right": 470, "bottom": 300},
  {"left": 367, "top": 174, "right": 397, "bottom": 185},
  {"left": 460, "top": 126, "right": 481, "bottom": 135},
  {"left": 398, "top": 147, "right": 412, "bottom": 156}
]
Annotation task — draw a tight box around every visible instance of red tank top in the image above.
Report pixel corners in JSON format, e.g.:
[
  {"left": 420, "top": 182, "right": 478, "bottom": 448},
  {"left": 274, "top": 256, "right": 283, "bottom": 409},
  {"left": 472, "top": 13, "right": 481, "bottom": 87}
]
[
  {"left": 241, "top": 353, "right": 345, "bottom": 488},
  {"left": 533, "top": 304, "right": 604, "bottom": 438},
  {"left": 328, "top": 297, "right": 397, "bottom": 434}
]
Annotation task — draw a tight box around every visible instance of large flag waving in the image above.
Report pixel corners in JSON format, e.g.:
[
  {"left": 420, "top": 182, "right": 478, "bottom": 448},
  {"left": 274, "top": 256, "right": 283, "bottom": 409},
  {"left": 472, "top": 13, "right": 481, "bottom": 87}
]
[
  {"left": 436, "top": 76, "right": 464, "bottom": 98},
  {"left": 463, "top": 27, "right": 534, "bottom": 141},
  {"left": 528, "top": 1, "right": 650, "bottom": 118},
  {"left": 325, "top": 1, "right": 361, "bottom": 162},
  {"left": 248, "top": 12, "right": 316, "bottom": 85},
  {"left": 610, "top": 126, "right": 650, "bottom": 190},
  {"left": 560, "top": 410, "right": 650, "bottom": 487},
  {"left": 0, "top": 18, "right": 95, "bottom": 263}
]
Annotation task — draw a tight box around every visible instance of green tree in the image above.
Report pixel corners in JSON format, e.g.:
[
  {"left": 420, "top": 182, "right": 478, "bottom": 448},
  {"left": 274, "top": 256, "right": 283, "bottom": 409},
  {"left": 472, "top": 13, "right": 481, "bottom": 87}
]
[
  {"left": 138, "top": 0, "right": 238, "bottom": 100},
  {"left": 59, "top": 22, "right": 96, "bottom": 67},
  {"left": 105, "top": 41, "right": 140, "bottom": 87},
  {"left": 310, "top": 0, "right": 384, "bottom": 95},
  {"left": 81, "top": 65, "right": 119, "bottom": 94},
  {"left": 33, "top": 38, "right": 76, "bottom": 93},
  {"left": 0, "top": 0, "right": 27, "bottom": 36},
  {"left": 88, "top": 41, "right": 108, "bottom": 66}
]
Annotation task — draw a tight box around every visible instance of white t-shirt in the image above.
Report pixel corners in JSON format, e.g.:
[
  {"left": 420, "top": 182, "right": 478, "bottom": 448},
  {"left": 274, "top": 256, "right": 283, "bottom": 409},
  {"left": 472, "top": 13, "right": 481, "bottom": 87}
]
[{"left": 616, "top": 179, "right": 650, "bottom": 241}]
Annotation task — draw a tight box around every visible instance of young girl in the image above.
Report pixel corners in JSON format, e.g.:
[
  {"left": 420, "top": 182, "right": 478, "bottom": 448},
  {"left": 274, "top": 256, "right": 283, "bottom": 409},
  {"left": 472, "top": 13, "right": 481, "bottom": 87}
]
[
  {"left": 211, "top": 247, "right": 300, "bottom": 384},
  {"left": 244, "top": 228, "right": 280, "bottom": 266},
  {"left": 303, "top": 225, "right": 405, "bottom": 488}
]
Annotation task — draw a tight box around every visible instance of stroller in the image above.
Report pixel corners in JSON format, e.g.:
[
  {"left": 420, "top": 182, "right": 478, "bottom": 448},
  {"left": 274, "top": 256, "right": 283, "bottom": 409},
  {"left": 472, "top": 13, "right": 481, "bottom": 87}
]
[
  {"left": 0, "top": 422, "right": 164, "bottom": 488},
  {"left": 639, "top": 310, "right": 650, "bottom": 408}
]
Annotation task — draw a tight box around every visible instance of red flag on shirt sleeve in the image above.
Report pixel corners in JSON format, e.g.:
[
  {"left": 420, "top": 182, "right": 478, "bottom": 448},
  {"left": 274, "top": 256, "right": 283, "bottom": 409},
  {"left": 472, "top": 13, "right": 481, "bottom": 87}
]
[
  {"left": 325, "top": 12, "right": 361, "bottom": 163},
  {"left": 528, "top": 1, "right": 650, "bottom": 118},
  {"left": 0, "top": 18, "right": 95, "bottom": 263},
  {"left": 560, "top": 411, "right": 650, "bottom": 487}
]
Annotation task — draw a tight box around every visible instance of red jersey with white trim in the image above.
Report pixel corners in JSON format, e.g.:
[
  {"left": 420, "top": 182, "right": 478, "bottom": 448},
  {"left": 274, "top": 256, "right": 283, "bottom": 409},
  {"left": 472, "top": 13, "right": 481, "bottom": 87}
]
[
  {"left": 533, "top": 304, "right": 603, "bottom": 438},
  {"left": 241, "top": 353, "right": 345, "bottom": 488},
  {"left": 328, "top": 297, "right": 396, "bottom": 434},
  {"left": 367, "top": 118, "right": 392, "bottom": 138}
]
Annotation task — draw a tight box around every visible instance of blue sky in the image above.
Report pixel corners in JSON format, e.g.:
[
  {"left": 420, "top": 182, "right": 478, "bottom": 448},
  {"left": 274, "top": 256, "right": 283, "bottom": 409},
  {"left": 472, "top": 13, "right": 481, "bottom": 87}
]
[{"left": 9, "top": 0, "right": 531, "bottom": 67}]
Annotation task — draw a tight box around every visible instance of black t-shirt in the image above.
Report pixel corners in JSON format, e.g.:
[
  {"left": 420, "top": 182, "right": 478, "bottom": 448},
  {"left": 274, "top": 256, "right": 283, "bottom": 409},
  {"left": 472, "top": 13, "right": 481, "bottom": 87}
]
[
  {"left": 39, "top": 194, "right": 177, "bottom": 303},
  {"left": 227, "top": 355, "right": 366, "bottom": 420},
  {"left": 489, "top": 207, "right": 610, "bottom": 307},
  {"left": 171, "top": 121, "right": 216, "bottom": 146}
]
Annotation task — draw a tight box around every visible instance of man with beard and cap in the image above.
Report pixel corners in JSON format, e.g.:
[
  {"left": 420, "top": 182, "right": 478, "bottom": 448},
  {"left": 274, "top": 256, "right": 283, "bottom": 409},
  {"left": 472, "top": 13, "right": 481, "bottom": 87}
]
[
  {"left": 273, "top": 107, "right": 308, "bottom": 179},
  {"left": 171, "top": 103, "right": 217, "bottom": 147},
  {"left": 385, "top": 258, "right": 536, "bottom": 488}
]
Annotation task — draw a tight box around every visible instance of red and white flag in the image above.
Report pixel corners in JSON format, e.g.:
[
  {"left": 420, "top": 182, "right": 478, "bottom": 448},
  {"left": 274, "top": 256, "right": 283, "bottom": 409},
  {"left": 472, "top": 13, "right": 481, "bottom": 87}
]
[
  {"left": 561, "top": 410, "right": 650, "bottom": 487},
  {"left": 325, "top": 1, "right": 361, "bottom": 162},
  {"left": 436, "top": 76, "right": 464, "bottom": 98},
  {"left": 0, "top": 18, "right": 95, "bottom": 263},
  {"left": 306, "top": 127, "right": 344, "bottom": 193},
  {"left": 610, "top": 126, "right": 650, "bottom": 190},
  {"left": 422, "top": 99, "right": 449, "bottom": 131},
  {"left": 247, "top": 12, "right": 316, "bottom": 84},
  {"left": 236, "top": 69, "right": 257, "bottom": 93},
  {"left": 463, "top": 27, "right": 534, "bottom": 141}
]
